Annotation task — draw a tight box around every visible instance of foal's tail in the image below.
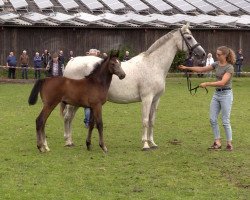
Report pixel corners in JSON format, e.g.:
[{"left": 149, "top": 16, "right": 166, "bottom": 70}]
[{"left": 28, "top": 79, "right": 45, "bottom": 105}]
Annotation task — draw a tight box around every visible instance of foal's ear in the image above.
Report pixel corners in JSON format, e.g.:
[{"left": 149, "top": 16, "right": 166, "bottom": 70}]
[{"left": 110, "top": 50, "right": 119, "bottom": 58}]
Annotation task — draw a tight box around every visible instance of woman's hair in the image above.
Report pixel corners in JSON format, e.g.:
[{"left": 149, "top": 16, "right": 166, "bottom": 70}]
[{"left": 217, "top": 46, "right": 236, "bottom": 64}]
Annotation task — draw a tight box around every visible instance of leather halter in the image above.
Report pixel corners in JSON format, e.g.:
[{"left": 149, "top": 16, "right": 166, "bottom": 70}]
[
  {"left": 179, "top": 29, "right": 201, "bottom": 56},
  {"left": 179, "top": 29, "right": 208, "bottom": 95}
]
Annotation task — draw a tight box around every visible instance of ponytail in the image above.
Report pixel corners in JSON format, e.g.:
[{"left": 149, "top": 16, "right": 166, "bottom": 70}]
[{"left": 217, "top": 46, "right": 236, "bottom": 65}]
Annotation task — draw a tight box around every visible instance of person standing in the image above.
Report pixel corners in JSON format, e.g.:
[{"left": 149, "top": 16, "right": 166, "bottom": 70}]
[
  {"left": 179, "top": 46, "right": 235, "bottom": 151},
  {"left": 46, "top": 53, "right": 63, "bottom": 77},
  {"left": 206, "top": 53, "right": 215, "bottom": 78},
  {"left": 20, "top": 50, "right": 29, "bottom": 79},
  {"left": 33, "top": 52, "right": 42, "bottom": 79},
  {"left": 59, "top": 50, "right": 65, "bottom": 73},
  {"left": 123, "top": 51, "right": 130, "bottom": 61},
  {"left": 6, "top": 51, "right": 17, "bottom": 79},
  {"left": 42, "top": 50, "right": 51, "bottom": 76},
  {"left": 235, "top": 49, "right": 243, "bottom": 77}
]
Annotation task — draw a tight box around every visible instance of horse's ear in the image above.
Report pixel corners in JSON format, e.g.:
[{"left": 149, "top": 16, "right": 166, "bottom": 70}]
[
  {"left": 181, "top": 22, "right": 190, "bottom": 31},
  {"left": 110, "top": 50, "right": 119, "bottom": 58}
]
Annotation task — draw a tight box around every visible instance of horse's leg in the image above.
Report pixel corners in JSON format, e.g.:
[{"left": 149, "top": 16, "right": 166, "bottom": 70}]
[
  {"left": 86, "top": 109, "right": 95, "bottom": 151},
  {"left": 63, "top": 105, "right": 78, "bottom": 146},
  {"left": 148, "top": 98, "right": 160, "bottom": 149},
  {"left": 141, "top": 96, "right": 154, "bottom": 151},
  {"left": 93, "top": 105, "right": 107, "bottom": 153},
  {"left": 36, "top": 105, "right": 56, "bottom": 152}
]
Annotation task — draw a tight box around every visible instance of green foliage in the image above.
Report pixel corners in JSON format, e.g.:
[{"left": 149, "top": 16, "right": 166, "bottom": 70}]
[
  {"left": 108, "top": 45, "right": 135, "bottom": 61},
  {"left": 0, "top": 78, "right": 249, "bottom": 199},
  {"left": 170, "top": 51, "right": 186, "bottom": 72}
]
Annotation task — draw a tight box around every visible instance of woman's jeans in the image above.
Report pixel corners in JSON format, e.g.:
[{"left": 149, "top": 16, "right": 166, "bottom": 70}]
[{"left": 210, "top": 90, "right": 233, "bottom": 141}]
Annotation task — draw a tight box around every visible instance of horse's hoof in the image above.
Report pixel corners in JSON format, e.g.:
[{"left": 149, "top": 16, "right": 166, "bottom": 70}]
[
  {"left": 64, "top": 143, "right": 75, "bottom": 147},
  {"left": 150, "top": 145, "right": 158, "bottom": 150},
  {"left": 142, "top": 147, "right": 151, "bottom": 151},
  {"left": 87, "top": 145, "right": 92, "bottom": 151}
]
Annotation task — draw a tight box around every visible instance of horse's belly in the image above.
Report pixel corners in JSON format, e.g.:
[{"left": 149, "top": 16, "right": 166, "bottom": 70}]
[{"left": 107, "top": 81, "right": 140, "bottom": 103}]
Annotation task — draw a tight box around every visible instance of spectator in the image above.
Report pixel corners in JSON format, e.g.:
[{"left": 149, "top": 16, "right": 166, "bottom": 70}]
[
  {"left": 196, "top": 59, "right": 206, "bottom": 77},
  {"left": 68, "top": 50, "right": 74, "bottom": 60},
  {"left": 6, "top": 51, "right": 17, "bottom": 79},
  {"left": 46, "top": 53, "right": 63, "bottom": 77},
  {"left": 83, "top": 48, "right": 99, "bottom": 128},
  {"left": 235, "top": 49, "right": 243, "bottom": 77},
  {"left": 123, "top": 51, "right": 130, "bottom": 61},
  {"left": 42, "top": 50, "right": 51, "bottom": 76},
  {"left": 184, "top": 53, "right": 194, "bottom": 77},
  {"left": 33, "top": 52, "right": 42, "bottom": 79},
  {"left": 102, "top": 52, "right": 108, "bottom": 59},
  {"left": 20, "top": 50, "right": 29, "bottom": 79},
  {"left": 206, "top": 53, "right": 215, "bottom": 78},
  {"left": 59, "top": 50, "right": 65, "bottom": 72},
  {"left": 89, "top": 49, "right": 98, "bottom": 56}
]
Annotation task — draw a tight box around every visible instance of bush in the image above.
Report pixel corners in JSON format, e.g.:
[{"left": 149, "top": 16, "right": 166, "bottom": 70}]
[{"left": 170, "top": 51, "right": 186, "bottom": 72}]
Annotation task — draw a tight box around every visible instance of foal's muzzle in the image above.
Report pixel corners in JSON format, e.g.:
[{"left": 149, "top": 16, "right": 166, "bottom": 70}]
[{"left": 118, "top": 73, "right": 126, "bottom": 80}]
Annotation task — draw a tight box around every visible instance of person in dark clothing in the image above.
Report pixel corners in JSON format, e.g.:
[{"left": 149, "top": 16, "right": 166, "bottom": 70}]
[
  {"left": 184, "top": 53, "right": 194, "bottom": 77},
  {"left": 235, "top": 49, "right": 243, "bottom": 77},
  {"left": 42, "top": 50, "right": 51, "bottom": 76},
  {"left": 6, "top": 51, "right": 17, "bottom": 79},
  {"left": 59, "top": 50, "right": 65, "bottom": 73},
  {"left": 33, "top": 52, "right": 42, "bottom": 79},
  {"left": 46, "top": 53, "right": 63, "bottom": 77}
]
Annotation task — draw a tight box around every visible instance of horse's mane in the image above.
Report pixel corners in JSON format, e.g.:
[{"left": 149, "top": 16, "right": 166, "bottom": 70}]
[{"left": 145, "top": 29, "right": 178, "bottom": 55}]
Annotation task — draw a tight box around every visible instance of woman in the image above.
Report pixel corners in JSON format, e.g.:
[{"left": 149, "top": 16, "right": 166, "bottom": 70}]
[{"left": 179, "top": 46, "right": 235, "bottom": 151}]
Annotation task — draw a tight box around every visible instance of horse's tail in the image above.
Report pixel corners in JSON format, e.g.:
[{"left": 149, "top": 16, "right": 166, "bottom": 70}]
[
  {"left": 60, "top": 101, "right": 66, "bottom": 117},
  {"left": 28, "top": 79, "right": 45, "bottom": 105}
]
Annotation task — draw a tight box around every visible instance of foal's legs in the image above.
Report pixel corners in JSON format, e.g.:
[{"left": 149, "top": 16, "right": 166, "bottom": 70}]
[
  {"left": 63, "top": 105, "right": 78, "bottom": 146},
  {"left": 36, "top": 104, "right": 56, "bottom": 152},
  {"left": 141, "top": 96, "right": 154, "bottom": 151},
  {"left": 148, "top": 98, "right": 160, "bottom": 149},
  {"left": 93, "top": 105, "right": 107, "bottom": 153}
]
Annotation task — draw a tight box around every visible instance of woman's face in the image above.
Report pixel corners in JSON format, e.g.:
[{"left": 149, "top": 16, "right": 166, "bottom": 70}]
[{"left": 216, "top": 50, "right": 226, "bottom": 62}]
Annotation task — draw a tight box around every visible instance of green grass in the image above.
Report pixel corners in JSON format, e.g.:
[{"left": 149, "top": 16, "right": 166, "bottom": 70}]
[{"left": 0, "top": 78, "right": 249, "bottom": 199}]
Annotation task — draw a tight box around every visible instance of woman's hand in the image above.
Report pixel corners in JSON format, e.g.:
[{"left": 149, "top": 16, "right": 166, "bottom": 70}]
[
  {"left": 199, "top": 82, "right": 208, "bottom": 88},
  {"left": 178, "top": 65, "right": 187, "bottom": 70}
]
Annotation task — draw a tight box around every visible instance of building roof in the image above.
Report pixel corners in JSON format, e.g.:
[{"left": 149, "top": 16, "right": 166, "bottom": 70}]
[{"left": 0, "top": 0, "right": 250, "bottom": 28}]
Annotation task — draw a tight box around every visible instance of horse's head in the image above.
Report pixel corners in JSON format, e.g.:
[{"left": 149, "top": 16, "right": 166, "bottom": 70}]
[
  {"left": 108, "top": 51, "right": 126, "bottom": 80},
  {"left": 178, "top": 23, "right": 206, "bottom": 60}
]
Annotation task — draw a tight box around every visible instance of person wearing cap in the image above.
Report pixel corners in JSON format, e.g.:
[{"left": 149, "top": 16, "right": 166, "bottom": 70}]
[{"left": 46, "top": 53, "right": 63, "bottom": 77}]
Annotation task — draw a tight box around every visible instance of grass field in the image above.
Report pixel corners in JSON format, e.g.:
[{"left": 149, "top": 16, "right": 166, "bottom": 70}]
[{"left": 0, "top": 78, "right": 249, "bottom": 200}]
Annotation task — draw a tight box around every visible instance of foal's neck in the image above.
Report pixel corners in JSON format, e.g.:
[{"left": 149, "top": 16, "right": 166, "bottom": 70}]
[{"left": 89, "top": 59, "right": 113, "bottom": 90}]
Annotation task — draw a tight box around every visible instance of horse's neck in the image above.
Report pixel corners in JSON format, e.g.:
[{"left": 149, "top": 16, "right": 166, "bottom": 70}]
[
  {"left": 93, "top": 61, "right": 113, "bottom": 90},
  {"left": 146, "top": 33, "right": 179, "bottom": 77}
]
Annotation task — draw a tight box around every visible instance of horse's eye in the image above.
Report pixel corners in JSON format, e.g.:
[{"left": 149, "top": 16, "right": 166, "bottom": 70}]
[{"left": 187, "top": 36, "right": 192, "bottom": 40}]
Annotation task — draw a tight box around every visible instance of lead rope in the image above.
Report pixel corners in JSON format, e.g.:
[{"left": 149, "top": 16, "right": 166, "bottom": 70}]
[{"left": 185, "top": 69, "right": 208, "bottom": 96}]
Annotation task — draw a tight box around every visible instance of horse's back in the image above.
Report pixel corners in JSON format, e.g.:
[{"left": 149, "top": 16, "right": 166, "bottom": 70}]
[{"left": 64, "top": 56, "right": 103, "bottom": 79}]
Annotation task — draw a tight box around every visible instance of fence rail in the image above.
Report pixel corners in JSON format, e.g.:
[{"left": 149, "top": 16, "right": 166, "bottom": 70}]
[{"left": 0, "top": 65, "right": 250, "bottom": 81}]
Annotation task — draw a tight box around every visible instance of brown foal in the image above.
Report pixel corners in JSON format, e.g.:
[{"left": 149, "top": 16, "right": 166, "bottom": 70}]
[{"left": 28, "top": 51, "right": 125, "bottom": 153}]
